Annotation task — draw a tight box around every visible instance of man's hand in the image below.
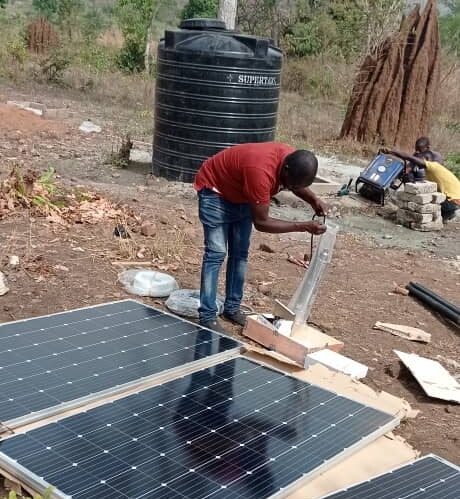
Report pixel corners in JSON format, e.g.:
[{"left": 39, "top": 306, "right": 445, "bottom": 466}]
[
  {"left": 310, "top": 197, "right": 329, "bottom": 216},
  {"left": 299, "top": 221, "right": 327, "bottom": 235}
]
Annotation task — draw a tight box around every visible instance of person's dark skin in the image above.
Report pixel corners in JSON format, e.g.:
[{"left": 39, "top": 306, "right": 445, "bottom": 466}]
[
  {"left": 250, "top": 165, "right": 328, "bottom": 235},
  {"left": 386, "top": 149, "right": 426, "bottom": 168}
]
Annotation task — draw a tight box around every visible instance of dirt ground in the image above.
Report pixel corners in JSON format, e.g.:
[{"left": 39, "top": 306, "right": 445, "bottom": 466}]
[{"left": 0, "top": 89, "right": 459, "bottom": 475}]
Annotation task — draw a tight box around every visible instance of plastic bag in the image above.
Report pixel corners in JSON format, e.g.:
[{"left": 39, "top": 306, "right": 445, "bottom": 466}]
[
  {"left": 166, "top": 289, "right": 224, "bottom": 319},
  {"left": 118, "top": 269, "right": 178, "bottom": 297}
]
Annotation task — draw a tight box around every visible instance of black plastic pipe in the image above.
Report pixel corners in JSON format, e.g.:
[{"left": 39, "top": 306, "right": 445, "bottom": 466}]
[
  {"left": 407, "top": 283, "right": 460, "bottom": 325},
  {"left": 409, "top": 281, "right": 460, "bottom": 316}
]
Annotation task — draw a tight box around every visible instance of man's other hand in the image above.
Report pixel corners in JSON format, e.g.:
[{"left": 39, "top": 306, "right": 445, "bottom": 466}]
[
  {"left": 311, "top": 198, "right": 329, "bottom": 216},
  {"left": 300, "top": 221, "right": 327, "bottom": 235}
]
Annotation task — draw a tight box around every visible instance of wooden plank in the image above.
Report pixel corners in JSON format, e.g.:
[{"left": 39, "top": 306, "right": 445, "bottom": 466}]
[{"left": 374, "top": 322, "right": 431, "bottom": 343}]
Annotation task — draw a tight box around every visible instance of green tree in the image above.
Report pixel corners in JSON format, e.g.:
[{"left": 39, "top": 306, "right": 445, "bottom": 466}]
[
  {"left": 115, "top": 0, "right": 156, "bottom": 72},
  {"left": 32, "top": 0, "right": 58, "bottom": 19},
  {"left": 440, "top": 0, "right": 460, "bottom": 56},
  {"left": 56, "top": 0, "right": 83, "bottom": 40},
  {"left": 181, "top": 0, "right": 218, "bottom": 20}
]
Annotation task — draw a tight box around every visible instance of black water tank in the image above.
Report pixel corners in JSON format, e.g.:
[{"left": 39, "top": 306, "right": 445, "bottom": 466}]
[{"left": 152, "top": 18, "right": 283, "bottom": 183}]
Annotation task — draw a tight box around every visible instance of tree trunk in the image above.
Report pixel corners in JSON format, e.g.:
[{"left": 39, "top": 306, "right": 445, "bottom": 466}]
[
  {"left": 145, "top": 25, "right": 152, "bottom": 74},
  {"left": 218, "top": 0, "right": 237, "bottom": 30}
]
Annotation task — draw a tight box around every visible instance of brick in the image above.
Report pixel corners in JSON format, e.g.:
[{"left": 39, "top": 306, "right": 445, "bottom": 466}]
[
  {"left": 411, "top": 220, "right": 443, "bottom": 232},
  {"left": 404, "top": 181, "right": 437, "bottom": 195},
  {"left": 394, "top": 197, "right": 408, "bottom": 209},
  {"left": 396, "top": 191, "right": 433, "bottom": 204},
  {"left": 43, "top": 108, "right": 70, "bottom": 119},
  {"left": 432, "top": 207, "right": 442, "bottom": 221},
  {"left": 407, "top": 202, "right": 440, "bottom": 214},
  {"left": 432, "top": 192, "right": 446, "bottom": 204},
  {"left": 396, "top": 209, "right": 433, "bottom": 224}
]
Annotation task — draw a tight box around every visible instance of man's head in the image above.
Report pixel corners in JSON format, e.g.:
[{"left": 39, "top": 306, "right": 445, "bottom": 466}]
[
  {"left": 414, "top": 150, "right": 435, "bottom": 162},
  {"left": 415, "top": 136, "right": 430, "bottom": 153},
  {"left": 281, "top": 150, "right": 318, "bottom": 191}
]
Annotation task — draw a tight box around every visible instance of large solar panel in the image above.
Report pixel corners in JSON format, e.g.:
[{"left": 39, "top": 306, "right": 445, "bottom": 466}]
[
  {"left": 324, "top": 454, "right": 460, "bottom": 499},
  {"left": 0, "top": 357, "right": 397, "bottom": 499},
  {"left": 0, "top": 300, "right": 240, "bottom": 428}
]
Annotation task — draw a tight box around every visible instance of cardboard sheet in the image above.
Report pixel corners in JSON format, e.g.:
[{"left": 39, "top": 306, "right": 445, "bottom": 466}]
[{"left": 395, "top": 350, "right": 460, "bottom": 404}]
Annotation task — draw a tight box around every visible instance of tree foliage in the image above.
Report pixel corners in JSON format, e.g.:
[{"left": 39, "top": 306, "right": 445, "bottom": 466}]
[
  {"left": 181, "top": 0, "right": 218, "bottom": 20},
  {"left": 238, "top": 0, "right": 404, "bottom": 59},
  {"left": 114, "top": 0, "right": 157, "bottom": 72},
  {"left": 440, "top": 0, "right": 460, "bottom": 56},
  {"left": 0, "top": 0, "right": 7, "bottom": 9},
  {"left": 32, "top": 0, "right": 58, "bottom": 20}
]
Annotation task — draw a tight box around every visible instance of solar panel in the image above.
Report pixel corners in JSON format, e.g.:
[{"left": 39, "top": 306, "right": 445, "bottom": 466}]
[
  {"left": 0, "top": 357, "right": 398, "bottom": 499},
  {"left": 0, "top": 300, "right": 240, "bottom": 429},
  {"left": 323, "top": 454, "right": 460, "bottom": 499}
]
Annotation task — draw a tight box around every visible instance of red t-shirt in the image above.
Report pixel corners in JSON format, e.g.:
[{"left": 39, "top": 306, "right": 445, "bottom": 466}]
[{"left": 194, "top": 142, "right": 294, "bottom": 205}]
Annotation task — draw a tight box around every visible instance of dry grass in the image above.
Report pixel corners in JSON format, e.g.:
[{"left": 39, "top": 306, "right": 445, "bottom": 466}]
[{"left": 61, "top": 67, "right": 154, "bottom": 108}]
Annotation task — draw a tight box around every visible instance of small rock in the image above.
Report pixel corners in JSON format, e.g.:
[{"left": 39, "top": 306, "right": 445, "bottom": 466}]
[
  {"left": 259, "top": 243, "right": 276, "bottom": 254},
  {"left": 384, "top": 362, "right": 401, "bottom": 379},
  {"left": 159, "top": 217, "right": 169, "bottom": 225},
  {"left": 54, "top": 264, "right": 69, "bottom": 272},
  {"left": 0, "top": 272, "right": 9, "bottom": 296},
  {"left": 112, "top": 172, "right": 121, "bottom": 178},
  {"left": 113, "top": 224, "right": 130, "bottom": 239},
  {"left": 9, "top": 255, "right": 19, "bottom": 267},
  {"left": 382, "top": 234, "right": 393, "bottom": 240},
  {"left": 79, "top": 120, "right": 102, "bottom": 134},
  {"left": 258, "top": 284, "right": 271, "bottom": 296},
  {"left": 141, "top": 222, "right": 156, "bottom": 237}
]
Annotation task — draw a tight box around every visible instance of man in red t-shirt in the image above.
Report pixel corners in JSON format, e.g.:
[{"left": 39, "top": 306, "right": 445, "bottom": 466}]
[{"left": 194, "top": 142, "right": 328, "bottom": 333}]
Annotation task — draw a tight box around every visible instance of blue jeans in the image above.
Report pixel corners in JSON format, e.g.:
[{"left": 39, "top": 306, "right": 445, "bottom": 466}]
[{"left": 198, "top": 189, "right": 252, "bottom": 323}]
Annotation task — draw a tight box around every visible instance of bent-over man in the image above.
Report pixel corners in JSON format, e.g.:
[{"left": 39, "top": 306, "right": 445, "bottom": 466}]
[{"left": 194, "top": 142, "right": 328, "bottom": 333}]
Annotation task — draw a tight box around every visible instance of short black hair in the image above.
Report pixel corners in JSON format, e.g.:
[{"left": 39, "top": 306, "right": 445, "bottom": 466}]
[
  {"left": 415, "top": 136, "right": 430, "bottom": 151},
  {"left": 284, "top": 150, "right": 318, "bottom": 187},
  {"left": 414, "top": 150, "right": 435, "bottom": 161}
]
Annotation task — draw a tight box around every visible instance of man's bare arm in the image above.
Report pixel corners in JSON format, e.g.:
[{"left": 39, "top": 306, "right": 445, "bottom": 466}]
[
  {"left": 291, "top": 187, "right": 329, "bottom": 216},
  {"left": 251, "top": 204, "right": 326, "bottom": 234},
  {"left": 389, "top": 150, "right": 426, "bottom": 168}
]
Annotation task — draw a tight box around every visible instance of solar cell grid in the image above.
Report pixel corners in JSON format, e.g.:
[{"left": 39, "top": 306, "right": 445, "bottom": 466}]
[
  {"left": 323, "top": 455, "right": 460, "bottom": 499},
  {"left": 0, "top": 300, "right": 240, "bottom": 426},
  {"left": 0, "top": 357, "right": 397, "bottom": 499}
]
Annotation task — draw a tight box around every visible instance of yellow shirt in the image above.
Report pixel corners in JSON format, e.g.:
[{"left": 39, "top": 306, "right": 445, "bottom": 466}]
[{"left": 425, "top": 161, "right": 460, "bottom": 201}]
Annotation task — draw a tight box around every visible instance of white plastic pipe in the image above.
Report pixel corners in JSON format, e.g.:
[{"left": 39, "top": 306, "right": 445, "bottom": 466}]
[{"left": 288, "top": 220, "right": 339, "bottom": 328}]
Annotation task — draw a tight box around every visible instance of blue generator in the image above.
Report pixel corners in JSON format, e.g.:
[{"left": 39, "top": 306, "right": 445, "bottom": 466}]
[{"left": 356, "top": 153, "right": 405, "bottom": 205}]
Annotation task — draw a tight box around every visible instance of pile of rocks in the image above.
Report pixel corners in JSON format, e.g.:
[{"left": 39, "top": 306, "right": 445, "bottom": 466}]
[{"left": 394, "top": 181, "right": 445, "bottom": 231}]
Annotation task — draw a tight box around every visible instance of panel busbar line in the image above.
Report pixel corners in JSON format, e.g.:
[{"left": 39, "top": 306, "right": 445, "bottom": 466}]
[
  {"left": 0, "top": 300, "right": 240, "bottom": 428},
  {"left": 0, "top": 357, "right": 398, "bottom": 499},
  {"left": 323, "top": 454, "right": 460, "bottom": 499}
]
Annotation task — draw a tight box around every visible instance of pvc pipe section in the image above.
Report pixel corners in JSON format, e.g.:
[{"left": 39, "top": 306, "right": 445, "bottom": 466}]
[
  {"left": 406, "top": 283, "right": 460, "bottom": 325},
  {"left": 289, "top": 220, "right": 339, "bottom": 328}
]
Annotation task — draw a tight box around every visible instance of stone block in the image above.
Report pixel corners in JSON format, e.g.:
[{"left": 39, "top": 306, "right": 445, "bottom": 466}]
[
  {"left": 396, "top": 191, "right": 433, "bottom": 204},
  {"left": 396, "top": 209, "right": 433, "bottom": 224},
  {"left": 411, "top": 220, "right": 443, "bottom": 232},
  {"left": 407, "top": 202, "right": 439, "bottom": 214},
  {"left": 43, "top": 108, "right": 71, "bottom": 119},
  {"left": 394, "top": 197, "right": 408, "bottom": 209},
  {"left": 432, "top": 207, "right": 442, "bottom": 221},
  {"left": 404, "top": 181, "right": 437, "bottom": 195},
  {"left": 432, "top": 192, "right": 446, "bottom": 204}
]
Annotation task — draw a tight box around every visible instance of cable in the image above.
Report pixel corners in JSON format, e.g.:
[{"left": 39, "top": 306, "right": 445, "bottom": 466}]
[{"left": 304, "top": 214, "right": 326, "bottom": 262}]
